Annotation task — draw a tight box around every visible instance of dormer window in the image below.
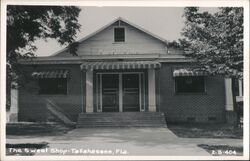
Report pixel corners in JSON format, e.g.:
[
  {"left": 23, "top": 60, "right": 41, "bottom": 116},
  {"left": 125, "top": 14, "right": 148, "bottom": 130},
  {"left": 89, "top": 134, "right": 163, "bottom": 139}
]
[{"left": 114, "top": 27, "right": 125, "bottom": 42}]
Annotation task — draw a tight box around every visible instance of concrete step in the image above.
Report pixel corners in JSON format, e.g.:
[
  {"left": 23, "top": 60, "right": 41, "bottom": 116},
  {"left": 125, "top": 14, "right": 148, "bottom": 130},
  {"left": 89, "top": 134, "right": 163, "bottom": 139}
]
[
  {"left": 78, "top": 112, "right": 164, "bottom": 116},
  {"left": 77, "top": 120, "right": 165, "bottom": 123},
  {"left": 77, "top": 120, "right": 166, "bottom": 123},
  {"left": 76, "top": 125, "right": 167, "bottom": 128},
  {"left": 77, "top": 117, "right": 166, "bottom": 120},
  {"left": 77, "top": 112, "right": 167, "bottom": 128},
  {"left": 76, "top": 122, "right": 167, "bottom": 127},
  {"left": 77, "top": 118, "right": 166, "bottom": 121}
]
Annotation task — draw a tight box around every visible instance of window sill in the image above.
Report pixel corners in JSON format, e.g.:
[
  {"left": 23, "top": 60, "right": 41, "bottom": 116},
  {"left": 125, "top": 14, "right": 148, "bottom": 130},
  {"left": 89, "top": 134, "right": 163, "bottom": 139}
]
[
  {"left": 175, "top": 92, "right": 207, "bottom": 95},
  {"left": 39, "top": 94, "right": 68, "bottom": 96}
]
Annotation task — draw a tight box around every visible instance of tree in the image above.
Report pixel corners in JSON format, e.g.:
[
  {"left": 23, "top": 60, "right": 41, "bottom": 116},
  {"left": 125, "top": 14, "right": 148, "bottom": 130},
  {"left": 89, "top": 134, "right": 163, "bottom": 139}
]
[
  {"left": 181, "top": 7, "right": 243, "bottom": 126},
  {"left": 6, "top": 5, "right": 81, "bottom": 110},
  {"left": 181, "top": 7, "right": 243, "bottom": 76}
]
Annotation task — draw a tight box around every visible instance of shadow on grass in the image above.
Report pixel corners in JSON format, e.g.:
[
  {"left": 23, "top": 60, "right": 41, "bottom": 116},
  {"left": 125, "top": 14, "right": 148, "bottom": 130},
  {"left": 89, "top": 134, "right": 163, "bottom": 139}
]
[
  {"left": 6, "top": 122, "right": 74, "bottom": 136},
  {"left": 168, "top": 123, "right": 243, "bottom": 139}
]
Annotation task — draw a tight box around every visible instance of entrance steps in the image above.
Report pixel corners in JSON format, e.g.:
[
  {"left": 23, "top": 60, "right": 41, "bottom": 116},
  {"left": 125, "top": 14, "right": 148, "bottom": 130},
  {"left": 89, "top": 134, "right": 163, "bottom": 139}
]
[{"left": 76, "top": 112, "right": 167, "bottom": 128}]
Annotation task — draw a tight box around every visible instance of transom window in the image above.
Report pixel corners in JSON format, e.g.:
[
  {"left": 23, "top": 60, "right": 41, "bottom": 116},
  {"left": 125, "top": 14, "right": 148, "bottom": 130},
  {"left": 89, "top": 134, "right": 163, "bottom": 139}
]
[
  {"left": 114, "top": 27, "right": 125, "bottom": 42},
  {"left": 39, "top": 78, "right": 67, "bottom": 94},
  {"left": 175, "top": 76, "right": 205, "bottom": 93}
]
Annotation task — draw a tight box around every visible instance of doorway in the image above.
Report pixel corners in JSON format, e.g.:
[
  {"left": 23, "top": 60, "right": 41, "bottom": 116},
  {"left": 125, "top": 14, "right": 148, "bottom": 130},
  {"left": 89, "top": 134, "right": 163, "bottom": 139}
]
[
  {"left": 96, "top": 72, "right": 145, "bottom": 112},
  {"left": 102, "top": 74, "right": 119, "bottom": 112}
]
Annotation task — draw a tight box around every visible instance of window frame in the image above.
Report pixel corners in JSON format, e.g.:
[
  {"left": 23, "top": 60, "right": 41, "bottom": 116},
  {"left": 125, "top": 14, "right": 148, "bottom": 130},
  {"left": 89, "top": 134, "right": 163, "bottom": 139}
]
[
  {"left": 38, "top": 78, "right": 68, "bottom": 95},
  {"left": 113, "top": 27, "right": 126, "bottom": 43},
  {"left": 174, "top": 76, "right": 207, "bottom": 95}
]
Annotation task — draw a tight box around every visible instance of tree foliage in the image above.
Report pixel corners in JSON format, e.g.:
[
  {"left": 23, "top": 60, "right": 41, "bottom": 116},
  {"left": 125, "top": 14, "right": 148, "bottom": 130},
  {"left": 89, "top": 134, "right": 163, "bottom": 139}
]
[
  {"left": 6, "top": 5, "right": 81, "bottom": 109},
  {"left": 7, "top": 5, "right": 81, "bottom": 58},
  {"left": 180, "top": 7, "right": 243, "bottom": 78}
]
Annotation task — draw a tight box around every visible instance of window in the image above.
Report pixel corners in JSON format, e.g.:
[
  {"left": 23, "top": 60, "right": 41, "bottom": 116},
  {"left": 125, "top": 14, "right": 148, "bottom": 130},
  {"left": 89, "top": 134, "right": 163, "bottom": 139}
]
[
  {"left": 39, "top": 78, "right": 67, "bottom": 94},
  {"left": 114, "top": 28, "right": 125, "bottom": 42},
  {"left": 175, "top": 76, "right": 205, "bottom": 93}
]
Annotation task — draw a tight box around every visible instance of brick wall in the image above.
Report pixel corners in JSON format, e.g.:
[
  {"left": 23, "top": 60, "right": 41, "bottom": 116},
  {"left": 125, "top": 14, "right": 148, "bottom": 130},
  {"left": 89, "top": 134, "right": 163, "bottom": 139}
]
[
  {"left": 157, "top": 63, "right": 226, "bottom": 123},
  {"left": 18, "top": 62, "right": 226, "bottom": 123},
  {"left": 18, "top": 64, "right": 84, "bottom": 122}
]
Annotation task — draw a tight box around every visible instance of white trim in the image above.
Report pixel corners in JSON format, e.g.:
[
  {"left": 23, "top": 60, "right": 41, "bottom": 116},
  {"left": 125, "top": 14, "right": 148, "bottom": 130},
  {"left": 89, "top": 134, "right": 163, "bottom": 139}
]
[
  {"left": 119, "top": 73, "right": 123, "bottom": 112},
  {"left": 81, "top": 71, "right": 84, "bottom": 113},
  {"left": 49, "top": 17, "right": 167, "bottom": 57},
  {"left": 236, "top": 79, "right": 243, "bottom": 102},
  {"left": 86, "top": 70, "right": 93, "bottom": 113},
  {"left": 100, "top": 74, "right": 103, "bottom": 112},
  {"left": 96, "top": 74, "right": 101, "bottom": 112},
  {"left": 239, "top": 79, "right": 243, "bottom": 97},
  {"left": 225, "top": 78, "right": 234, "bottom": 111},
  {"left": 148, "top": 69, "right": 156, "bottom": 112},
  {"left": 96, "top": 72, "right": 145, "bottom": 112},
  {"left": 19, "top": 54, "right": 191, "bottom": 65},
  {"left": 143, "top": 73, "right": 146, "bottom": 112},
  {"left": 8, "top": 89, "right": 18, "bottom": 122},
  {"left": 49, "top": 18, "right": 123, "bottom": 57},
  {"left": 113, "top": 26, "right": 126, "bottom": 43},
  {"left": 118, "top": 17, "right": 167, "bottom": 43},
  {"left": 80, "top": 17, "right": 167, "bottom": 44},
  {"left": 139, "top": 73, "right": 142, "bottom": 111}
]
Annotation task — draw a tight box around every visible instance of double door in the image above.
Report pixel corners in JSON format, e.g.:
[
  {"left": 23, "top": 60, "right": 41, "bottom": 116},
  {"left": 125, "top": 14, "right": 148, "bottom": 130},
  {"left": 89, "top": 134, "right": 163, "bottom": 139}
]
[{"left": 96, "top": 73, "right": 144, "bottom": 112}]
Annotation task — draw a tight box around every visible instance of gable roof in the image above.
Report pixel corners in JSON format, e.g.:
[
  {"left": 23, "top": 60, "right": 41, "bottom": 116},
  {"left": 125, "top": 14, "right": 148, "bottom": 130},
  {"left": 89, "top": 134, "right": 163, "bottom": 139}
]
[{"left": 51, "top": 17, "right": 168, "bottom": 57}]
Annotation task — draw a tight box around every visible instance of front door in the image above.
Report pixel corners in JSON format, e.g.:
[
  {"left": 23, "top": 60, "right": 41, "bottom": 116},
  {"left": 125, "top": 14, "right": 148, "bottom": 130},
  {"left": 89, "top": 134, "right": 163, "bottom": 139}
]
[
  {"left": 97, "top": 73, "right": 144, "bottom": 112},
  {"left": 102, "top": 74, "right": 119, "bottom": 112},
  {"left": 122, "top": 74, "right": 140, "bottom": 112}
]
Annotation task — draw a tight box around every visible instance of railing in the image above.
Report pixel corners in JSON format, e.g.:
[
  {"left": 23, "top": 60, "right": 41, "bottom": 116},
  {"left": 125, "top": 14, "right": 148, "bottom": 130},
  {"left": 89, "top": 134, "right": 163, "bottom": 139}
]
[{"left": 46, "top": 99, "right": 75, "bottom": 127}]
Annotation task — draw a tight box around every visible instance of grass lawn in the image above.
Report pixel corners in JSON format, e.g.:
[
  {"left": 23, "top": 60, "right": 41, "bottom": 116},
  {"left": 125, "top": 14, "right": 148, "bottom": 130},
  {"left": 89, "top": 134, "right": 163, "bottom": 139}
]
[
  {"left": 6, "top": 122, "right": 74, "bottom": 136},
  {"left": 168, "top": 123, "right": 243, "bottom": 139},
  {"left": 6, "top": 123, "right": 73, "bottom": 156}
]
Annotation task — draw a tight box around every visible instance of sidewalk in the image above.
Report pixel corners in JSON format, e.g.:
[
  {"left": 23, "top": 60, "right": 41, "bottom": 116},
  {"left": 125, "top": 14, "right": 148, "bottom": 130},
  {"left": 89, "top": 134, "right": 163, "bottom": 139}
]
[{"left": 6, "top": 127, "right": 243, "bottom": 156}]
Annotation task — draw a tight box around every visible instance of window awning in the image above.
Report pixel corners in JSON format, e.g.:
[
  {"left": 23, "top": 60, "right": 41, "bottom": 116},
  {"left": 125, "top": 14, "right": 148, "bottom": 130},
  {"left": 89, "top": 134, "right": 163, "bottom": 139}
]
[
  {"left": 173, "top": 69, "right": 207, "bottom": 77},
  {"left": 31, "top": 70, "right": 69, "bottom": 78},
  {"left": 80, "top": 61, "right": 161, "bottom": 70}
]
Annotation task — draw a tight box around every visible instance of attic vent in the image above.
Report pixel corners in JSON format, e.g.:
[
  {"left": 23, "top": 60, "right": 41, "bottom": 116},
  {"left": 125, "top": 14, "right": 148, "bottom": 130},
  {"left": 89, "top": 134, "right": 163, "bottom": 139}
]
[{"left": 114, "top": 28, "right": 125, "bottom": 42}]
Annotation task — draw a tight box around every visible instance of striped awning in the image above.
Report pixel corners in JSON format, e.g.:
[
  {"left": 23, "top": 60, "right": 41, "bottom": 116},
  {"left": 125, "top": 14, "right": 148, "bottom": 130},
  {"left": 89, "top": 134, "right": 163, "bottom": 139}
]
[
  {"left": 31, "top": 70, "right": 69, "bottom": 78},
  {"left": 173, "top": 69, "right": 207, "bottom": 77},
  {"left": 80, "top": 61, "right": 161, "bottom": 70}
]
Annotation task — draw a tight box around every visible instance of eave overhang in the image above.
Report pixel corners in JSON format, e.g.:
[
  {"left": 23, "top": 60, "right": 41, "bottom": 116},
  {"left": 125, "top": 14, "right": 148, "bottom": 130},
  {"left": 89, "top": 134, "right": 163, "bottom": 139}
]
[{"left": 18, "top": 54, "right": 194, "bottom": 65}]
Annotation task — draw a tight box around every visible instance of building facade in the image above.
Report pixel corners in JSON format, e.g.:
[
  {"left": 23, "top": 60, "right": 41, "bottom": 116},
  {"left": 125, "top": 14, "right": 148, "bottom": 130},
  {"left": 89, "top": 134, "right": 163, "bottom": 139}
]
[{"left": 17, "top": 18, "right": 234, "bottom": 124}]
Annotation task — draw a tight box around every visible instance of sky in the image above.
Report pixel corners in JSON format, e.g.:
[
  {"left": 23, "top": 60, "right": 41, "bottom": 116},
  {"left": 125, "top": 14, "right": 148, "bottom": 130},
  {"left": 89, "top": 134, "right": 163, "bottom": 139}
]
[{"left": 34, "top": 7, "right": 217, "bottom": 57}]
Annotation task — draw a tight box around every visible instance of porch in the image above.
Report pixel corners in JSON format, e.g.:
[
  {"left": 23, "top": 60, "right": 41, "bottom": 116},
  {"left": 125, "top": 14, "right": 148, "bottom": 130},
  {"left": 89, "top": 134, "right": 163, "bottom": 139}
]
[
  {"left": 81, "top": 60, "right": 161, "bottom": 113},
  {"left": 78, "top": 61, "right": 164, "bottom": 127}
]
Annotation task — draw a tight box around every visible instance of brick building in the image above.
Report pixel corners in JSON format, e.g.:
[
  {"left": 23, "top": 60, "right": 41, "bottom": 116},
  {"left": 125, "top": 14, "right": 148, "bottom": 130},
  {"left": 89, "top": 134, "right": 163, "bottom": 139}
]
[{"left": 17, "top": 17, "right": 236, "bottom": 126}]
